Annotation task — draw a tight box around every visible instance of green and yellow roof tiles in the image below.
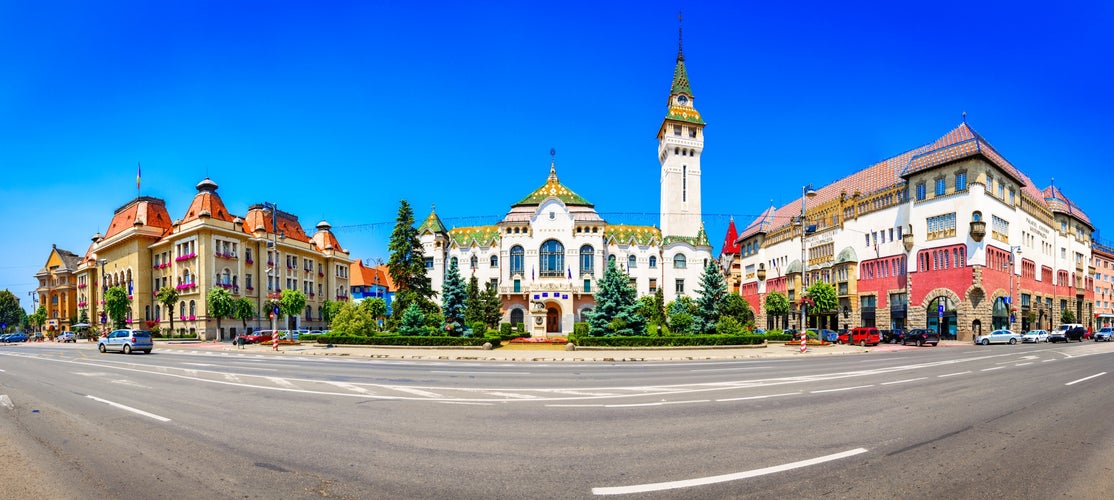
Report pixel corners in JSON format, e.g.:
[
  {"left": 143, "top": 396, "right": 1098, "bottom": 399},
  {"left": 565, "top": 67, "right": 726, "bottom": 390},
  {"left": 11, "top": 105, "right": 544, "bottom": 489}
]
[
  {"left": 604, "top": 225, "right": 662, "bottom": 246},
  {"left": 448, "top": 225, "right": 501, "bottom": 247},
  {"left": 513, "top": 164, "right": 593, "bottom": 207},
  {"left": 417, "top": 211, "right": 447, "bottom": 234}
]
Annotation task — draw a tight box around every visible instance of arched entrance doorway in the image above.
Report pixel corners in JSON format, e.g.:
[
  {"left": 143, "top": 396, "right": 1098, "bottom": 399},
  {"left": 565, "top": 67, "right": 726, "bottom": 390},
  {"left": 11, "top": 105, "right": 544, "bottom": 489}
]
[
  {"left": 927, "top": 296, "right": 957, "bottom": 340},
  {"left": 992, "top": 297, "right": 1010, "bottom": 331},
  {"left": 546, "top": 306, "right": 560, "bottom": 334}
]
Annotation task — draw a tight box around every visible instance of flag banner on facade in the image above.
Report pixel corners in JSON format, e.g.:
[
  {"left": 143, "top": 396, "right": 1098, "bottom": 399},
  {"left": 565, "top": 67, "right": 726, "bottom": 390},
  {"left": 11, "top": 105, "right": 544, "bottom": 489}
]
[{"left": 567, "top": 266, "right": 572, "bottom": 279}]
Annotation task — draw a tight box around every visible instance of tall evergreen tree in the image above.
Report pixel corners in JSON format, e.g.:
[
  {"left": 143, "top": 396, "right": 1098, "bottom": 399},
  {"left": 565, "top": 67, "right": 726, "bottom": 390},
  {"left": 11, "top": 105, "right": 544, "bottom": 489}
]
[
  {"left": 464, "top": 275, "right": 483, "bottom": 326},
  {"left": 587, "top": 259, "right": 646, "bottom": 336},
  {"left": 398, "top": 302, "right": 426, "bottom": 336},
  {"left": 694, "top": 260, "right": 728, "bottom": 334},
  {"left": 387, "top": 200, "right": 435, "bottom": 324},
  {"left": 481, "top": 280, "right": 503, "bottom": 328},
  {"left": 441, "top": 259, "right": 467, "bottom": 335}
]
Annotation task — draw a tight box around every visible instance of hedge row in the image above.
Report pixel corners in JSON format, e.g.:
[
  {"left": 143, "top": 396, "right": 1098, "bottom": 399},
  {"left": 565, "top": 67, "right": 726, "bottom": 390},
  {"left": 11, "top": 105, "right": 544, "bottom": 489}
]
[
  {"left": 569, "top": 334, "right": 767, "bottom": 347},
  {"left": 316, "top": 334, "right": 501, "bottom": 347}
]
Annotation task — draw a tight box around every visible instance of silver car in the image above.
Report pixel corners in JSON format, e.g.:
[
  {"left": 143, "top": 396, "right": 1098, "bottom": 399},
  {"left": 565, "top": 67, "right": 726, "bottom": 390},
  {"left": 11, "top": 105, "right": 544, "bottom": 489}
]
[
  {"left": 98, "top": 329, "right": 154, "bottom": 354},
  {"left": 1022, "top": 330, "right": 1049, "bottom": 343},
  {"left": 974, "top": 329, "right": 1022, "bottom": 345}
]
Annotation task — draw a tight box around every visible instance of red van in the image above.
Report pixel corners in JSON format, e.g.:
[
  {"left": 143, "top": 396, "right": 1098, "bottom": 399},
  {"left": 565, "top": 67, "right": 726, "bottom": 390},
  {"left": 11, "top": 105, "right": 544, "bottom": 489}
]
[{"left": 846, "top": 327, "right": 881, "bottom": 346}]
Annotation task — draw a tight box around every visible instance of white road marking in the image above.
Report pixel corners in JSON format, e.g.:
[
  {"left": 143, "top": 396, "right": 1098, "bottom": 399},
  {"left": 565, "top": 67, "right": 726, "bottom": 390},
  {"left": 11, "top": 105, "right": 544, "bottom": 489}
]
[
  {"left": 1066, "top": 372, "right": 1106, "bottom": 386},
  {"left": 86, "top": 395, "right": 170, "bottom": 422},
  {"left": 223, "top": 374, "right": 241, "bottom": 383},
  {"left": 439, "top": 401, "right": 493, "bottom": 406},
  {"left": 592, "top": 448, "right": 869, "bottom": 495},
  {"left": 881, "top": 377, "right": 928, "bottom": 385},
  {"left": 1014, "top": 362, "right": 1033, "bottom": 367},
  {"left": 604, "top": 400, "right": 709, "bottom": 408},
  {"left": 939, "top": 371, "right": 971, "bottom": 378},
  {"left": 327, "top": 381, "right": 370, "bottom": 394},
  {"left": 265, "top": 377, "right": 297, "bottom": 389},
  {"left": 110, "top": 379, "right": 150, "bottom": 389},
  {"left": 484, "top": 392, "right": 539, "bottom": 399},
  {"left": 811, "top": 385, "right": 873, "bottom": 394},
  {"left": 389, "top": 386, "right": 444, "bottom": 398},
  {"left": 981, "top": 367, "right": 1005, "bottom": 372},
  {"left": 183, "top": 363, "right": 214, "bottom": 367},
  {"left": 431, "top": 370, "right": 531, "bottom": 375},
  {"left": 0, "top": 395, "right": 13, "bottom": 410},
  {"left": 716, "top": 392, "right": 800, "bottom": 402}
]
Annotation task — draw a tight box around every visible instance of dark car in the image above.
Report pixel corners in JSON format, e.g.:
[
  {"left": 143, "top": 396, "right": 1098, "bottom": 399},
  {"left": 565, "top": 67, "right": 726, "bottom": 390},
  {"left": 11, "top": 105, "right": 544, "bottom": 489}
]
[
  {"left": 881, "top": 328, "right": 907, "bottom": 344},
  {"left": 3, "top": 332, "right": 28, "bottom": 343},
  {"left": 902, "top": 328, "right": 939, "bottom": 347},
  {"left": 1067, "top": 326, "right": 1086, "bottom": 342}
]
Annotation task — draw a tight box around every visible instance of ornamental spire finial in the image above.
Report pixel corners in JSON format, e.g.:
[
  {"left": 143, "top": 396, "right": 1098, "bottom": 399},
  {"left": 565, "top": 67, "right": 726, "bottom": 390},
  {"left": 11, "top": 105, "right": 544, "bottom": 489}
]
[
  {"left": 548, "top": 148, "right": 558, "bottom": 182},
  {"left": 677, "top": 11, "right": 684, "bottom": 62}
]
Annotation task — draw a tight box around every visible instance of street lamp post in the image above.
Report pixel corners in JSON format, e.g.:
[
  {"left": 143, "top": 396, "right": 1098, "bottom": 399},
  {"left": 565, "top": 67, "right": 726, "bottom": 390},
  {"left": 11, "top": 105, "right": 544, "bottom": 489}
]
[
  {"left": 1009, "top": 246, "right": 1022, "bottom": 330},
  {"left": 903, "top": 225, "right": 915, "bottom": 332},
  {"left": 798, "top": 184, "right": 817, "bottom": 332},
  {"left": 99, "top": 259, "right": 108, "bottom": 335}
]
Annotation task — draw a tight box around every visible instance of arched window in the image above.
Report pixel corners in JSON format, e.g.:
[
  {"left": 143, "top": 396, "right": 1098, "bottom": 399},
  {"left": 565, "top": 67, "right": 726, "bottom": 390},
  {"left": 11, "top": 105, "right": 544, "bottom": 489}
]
[
  {"left": 649, "top": 256, "right": 658, "bottom": 268},
  {"left": 509, "top": 246, "right": 524, "bottom": 276},
  {"left": 490, "top": 255, "right": 498, "bottom": 267},
  {"left": 579, "top": 307, "right": 594, "bottom": 322},
  {"left": 179, "top": 301, "right": 186, "bottom": 318},
  {"left": 628, "top": 255, "right": 637, "bottom": 269},
  {"left": 221, "top": 268, "right": 231, "bottom": 286},
  {"left": 470, "top": 255, "right": 478, "bottom": 270},
  {"left": 539, "top": 240, "right": 564, "bottom": 277},
  {"left": 305, "top": 306, "right": 312, "bottom": 319},
  {"left": 673, "top": 254, "right": 687, "bottom": 269},
  {"left": 189, "top": 300, "right": 196, "bottom": 316},
  {"left": 580, "top": 245, "right": 594, "bottom": 277},
  {"left": 510, "top": 308, "right": 524, "bottom": 326}
]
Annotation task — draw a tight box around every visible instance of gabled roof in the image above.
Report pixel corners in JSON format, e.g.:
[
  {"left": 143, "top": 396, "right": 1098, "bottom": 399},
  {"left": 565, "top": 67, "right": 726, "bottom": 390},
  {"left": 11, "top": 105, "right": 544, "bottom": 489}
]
[
  {"left": 605, "top": 225, "right": 662, "bottom": 246},
  {"left": 243, "top": 205, "right": 311, "bottom": 244},
  {"left": 1042, "top": 185, "right": 1093, "bottom": 228},
  {"left": 349, "top": 261, "right": 393, "bottom": 290},
  {"left": 737, "top": 206, "right": 777, "bottom": 242},
  {"left": 449, "top": 225, "right": 501, "bottom": 247},
  {"left": 720, "top": 218, "right": 740, "bottom": 255},
  {"left": 513, "top": 161, "right": 593, "bottom": 207}
]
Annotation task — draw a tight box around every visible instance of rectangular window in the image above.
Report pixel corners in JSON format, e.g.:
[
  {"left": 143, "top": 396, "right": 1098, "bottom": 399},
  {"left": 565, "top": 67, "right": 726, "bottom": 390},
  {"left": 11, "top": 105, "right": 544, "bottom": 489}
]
[
  {"left": 935, "top": 178, "right": 946, "bottom": 196},
  {"left": 649, "top": 278, "right": 657, "bottom": 293},
  {"left": 514, "top": 279, "right": 521, "bottom": 293},
  {"left": 424, "top": 257, "right": 434, "bottom": 269},
  {"left": 675, "top": 279, "right": 685, "bottom": 294},
  {"left": 956, "top": 171, "right": 967, "bottom": 191},
  {"left": 916, "top": 183, "right": 926, "bottom": 201},
  {"left": 689, "top": 128, "right": 697, "bottom": 138},
  {"left": 673, "top": 125, "right": 681, "bottom": 136},
  {"left": 583, "top": 279, "right": 591, "bottom": 293}
]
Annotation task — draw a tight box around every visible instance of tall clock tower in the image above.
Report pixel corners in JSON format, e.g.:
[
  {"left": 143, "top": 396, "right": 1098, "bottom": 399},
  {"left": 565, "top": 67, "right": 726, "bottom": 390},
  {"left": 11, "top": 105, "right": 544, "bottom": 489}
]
[{"left": 657, "top": 20, "right": 705, "bottom": 239}]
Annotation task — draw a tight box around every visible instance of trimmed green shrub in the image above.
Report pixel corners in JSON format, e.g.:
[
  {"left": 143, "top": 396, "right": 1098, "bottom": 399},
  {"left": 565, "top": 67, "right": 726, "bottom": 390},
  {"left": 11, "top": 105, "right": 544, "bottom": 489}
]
[
  {"left": 500, "top": 322, "right": 512, "bottom": 337},
  {"left": 316, "top": 334, "right": 500, "bottom": 347},
  {"left": 569, "top": 334, "right": 765, "bottom": 347},
  {"left": 573, "top": 322, "right": 590, "bottom": 337}
]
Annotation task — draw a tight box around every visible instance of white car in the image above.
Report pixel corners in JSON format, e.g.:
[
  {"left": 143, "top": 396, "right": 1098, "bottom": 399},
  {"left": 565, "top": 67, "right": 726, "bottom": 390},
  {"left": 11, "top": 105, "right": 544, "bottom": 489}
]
[
  {"left": 1022, "top": 330, "right": 1049, "bottom": 343},
  {"left": 974, "top": 329, "right": 1022, "bottom": 345}
]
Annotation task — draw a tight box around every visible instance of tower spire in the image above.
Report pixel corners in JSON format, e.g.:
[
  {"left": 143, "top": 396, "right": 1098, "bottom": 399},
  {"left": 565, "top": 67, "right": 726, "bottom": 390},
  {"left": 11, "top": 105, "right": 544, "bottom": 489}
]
[
  {"left": 678, "top": 11, "right": 684, "bottom": 61},
  {"left": 548, "top": 148, "right": 558, "bottom": 181}
]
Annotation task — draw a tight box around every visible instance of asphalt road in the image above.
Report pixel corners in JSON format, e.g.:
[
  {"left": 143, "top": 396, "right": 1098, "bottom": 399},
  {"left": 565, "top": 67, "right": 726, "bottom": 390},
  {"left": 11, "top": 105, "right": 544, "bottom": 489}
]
[{"left": 2, "top": 340, "right": 1113, "bottom": 499}]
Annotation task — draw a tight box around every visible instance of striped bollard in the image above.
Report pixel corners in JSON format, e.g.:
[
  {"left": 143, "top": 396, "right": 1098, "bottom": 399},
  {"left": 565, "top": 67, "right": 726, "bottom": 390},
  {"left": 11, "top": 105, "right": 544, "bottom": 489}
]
[{"left": 800, "top": 334, "right": 807, "bottom": 353}]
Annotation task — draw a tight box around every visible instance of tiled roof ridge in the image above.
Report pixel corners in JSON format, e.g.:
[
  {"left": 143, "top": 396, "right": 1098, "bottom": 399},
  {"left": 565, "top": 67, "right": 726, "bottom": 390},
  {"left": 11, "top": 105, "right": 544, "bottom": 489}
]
[{"left": 512, "top": 161, "right": 593, "bottom": 207}]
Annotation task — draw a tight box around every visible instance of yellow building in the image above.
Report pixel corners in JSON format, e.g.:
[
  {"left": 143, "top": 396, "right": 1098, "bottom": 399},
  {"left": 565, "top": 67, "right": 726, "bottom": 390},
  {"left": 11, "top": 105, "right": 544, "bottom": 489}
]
[
  {"left": 76, "top": 178, "right": 351, "bottom": 340},
  {"left": 32, "top": 244, "right": 83, "bottom": 336}
]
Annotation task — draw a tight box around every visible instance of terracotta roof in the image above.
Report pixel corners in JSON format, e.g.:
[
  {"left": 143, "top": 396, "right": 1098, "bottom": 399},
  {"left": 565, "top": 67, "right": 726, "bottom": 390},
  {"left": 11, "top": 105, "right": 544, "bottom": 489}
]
[
  {"left": 448, "top": 225, "right": 501, "bottom": 247},
  {"left": 1042, "top": 185, "right": 1093, "bottom": 227},
  {"left": 513, "top": 162, "right": 593, "bottom": 207},
  {"left": 102, "top": 196, "right": 173, "bottom": 241},
  {"left": 242, "top": 205, "right": 311, "bottom": 244},
  {"left": 605, "top": 225, "right": 662, "bottom": 246},
  {"left": 740, "top": 122, "right": 1061, "bottom": 241},
  {"left": 312, "top": 221, "right": 347, "bottom": 253},
  {"left": 349, "top": 261, "right": 393, "bottom": 290},
  {"left": 179, "top": 178, "right": 237, "bottom": 225}
]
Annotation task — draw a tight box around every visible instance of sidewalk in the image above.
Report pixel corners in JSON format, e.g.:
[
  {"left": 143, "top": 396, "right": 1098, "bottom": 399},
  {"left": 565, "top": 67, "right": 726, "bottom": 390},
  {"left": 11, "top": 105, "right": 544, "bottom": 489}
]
[{"left": 155, "top": 339, "right": 933, "bottom": 362}]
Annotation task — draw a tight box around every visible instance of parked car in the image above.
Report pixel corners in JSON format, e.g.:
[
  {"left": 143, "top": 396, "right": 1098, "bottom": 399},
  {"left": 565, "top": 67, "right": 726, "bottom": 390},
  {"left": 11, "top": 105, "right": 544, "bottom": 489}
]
[
  {"left": 57, "top": 331, "right": 76, "bottom": 343},
  {"left": 806, "top": 329, "right": 838, "bottom": 343},
  {"left": 97, "top": 329, "right": 153, "bottom": 354},
  {"left": 902, "top": 328, "right": 939, "bottom": 347},
  {"left": 1050, "top": 325, "right": 1086, "bottom": 343},
  {"left": 243, "top": 330, "right": 275, "bottom": 344},
  {"left": 843, "top": 327, "right": 881, "bottom": 346},
  {"left": 881, "top": 328, "right": 907, "bottom": 344},
  {"left": 1022, "top": 330, "right": 1049, "bottom": 343},
  {"left": 974, "top": 329, "right": 1021, "bottom": 345},
  {"left": 1094, "top": 327, "right": 1114, "bottom": 342},
  {"left": 2, "top": 332, "right": 28, "bottom": 343}
]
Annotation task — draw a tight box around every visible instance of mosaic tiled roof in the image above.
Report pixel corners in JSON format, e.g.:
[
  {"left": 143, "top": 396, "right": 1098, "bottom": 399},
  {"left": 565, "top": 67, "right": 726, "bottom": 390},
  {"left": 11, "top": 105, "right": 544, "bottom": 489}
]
[
  {"left": 449, "top": 225, "right": 501, "bottom": 247},
  {"left": 737, "top": 206, "right": 777, "bottom": 242},
  {"left": 513, "top": 162, "right": 593, "bottom": 207},
  {"left": 720, "top": 218, "right": 740, "bottom": 255},
  {"left": 604, "top": 225, "right": 662, "bottom": 246},
  {"left": 902, "top": 123, "right": 1025, "bottom": 185},
  {"left": 1042, "top": 185, "right": 1093, "bottom": 228},
  {"left": 663, "top": 223, "right": 711, "bottom": 248},
  {"left": 417, "top": 209, "right": 447, "bottom": 234}
]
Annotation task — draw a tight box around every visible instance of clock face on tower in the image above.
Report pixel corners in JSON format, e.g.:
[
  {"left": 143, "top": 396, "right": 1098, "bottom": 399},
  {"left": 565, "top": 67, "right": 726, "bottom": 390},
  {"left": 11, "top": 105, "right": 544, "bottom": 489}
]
[{"left": 677, "top": 95, "right": 689, "bottom": 105}]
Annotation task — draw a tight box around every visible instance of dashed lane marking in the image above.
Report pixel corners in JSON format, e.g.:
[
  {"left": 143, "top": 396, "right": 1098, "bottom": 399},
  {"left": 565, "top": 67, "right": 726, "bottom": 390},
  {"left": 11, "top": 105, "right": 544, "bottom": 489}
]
[{"left": 86, "top": 395, "right": 170, "bottom": 422}]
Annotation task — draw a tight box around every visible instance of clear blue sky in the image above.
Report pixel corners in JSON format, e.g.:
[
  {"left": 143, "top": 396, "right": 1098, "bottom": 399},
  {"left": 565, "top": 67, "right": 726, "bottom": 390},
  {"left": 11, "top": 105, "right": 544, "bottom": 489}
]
[{"left": 3, "top": 1, "right": 1112, "bottom": 314}]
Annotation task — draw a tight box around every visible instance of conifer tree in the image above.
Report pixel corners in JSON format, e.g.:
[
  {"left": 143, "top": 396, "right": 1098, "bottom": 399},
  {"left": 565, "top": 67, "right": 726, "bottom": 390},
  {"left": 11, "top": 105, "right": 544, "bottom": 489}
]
[
  {"left": 587, "top": 259, "right": 646, "bottom": 336},
  {"left": 464, "top": 275, "right": 482, "bottom": 326},
  {"left": 441, "top": 259, "right": 467, "bottom": 335},
  {"left": 694, "top": 260, "right": 728, "bottom": 334},
  {"left": 481, "top": 280, "right": 503, "bottom": 328},
  {"left": 398, "top": 302, "right": 425, "bottom": 336},
  {"left": 387, "top": 200, "right": 435, "bottom": 324}
]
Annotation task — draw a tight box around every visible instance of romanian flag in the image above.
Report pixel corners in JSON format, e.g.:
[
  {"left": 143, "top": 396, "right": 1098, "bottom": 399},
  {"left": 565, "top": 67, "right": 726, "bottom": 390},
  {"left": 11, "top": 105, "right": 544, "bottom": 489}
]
[{"left": 136, "top": 162, "right": 141, "bottom": 191}]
